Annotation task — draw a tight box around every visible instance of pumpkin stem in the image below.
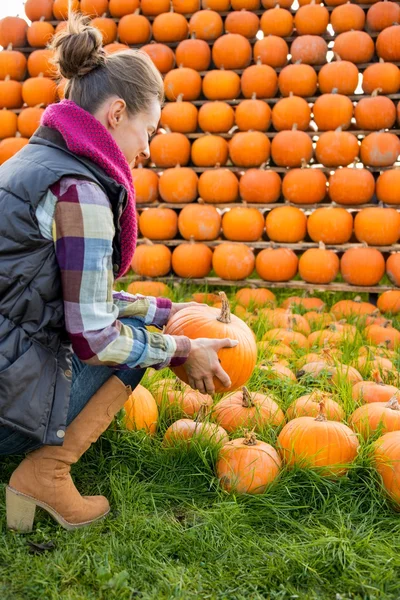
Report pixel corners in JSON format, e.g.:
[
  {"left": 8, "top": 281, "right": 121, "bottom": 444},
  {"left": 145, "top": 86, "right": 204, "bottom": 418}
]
[
  {"left": 371, "top": 88, "right": 383, "bottom": 97},
  {"left": 371, "top": 369, "right": 384, "bottom": 384},
  {"left": 243, "top": 429, "right": 258, "bottom": 446},
  {"left": 241, "top": 386, "right": 254, "bottom": 408},
  {"left": 217, "top": 292, "right": 231, "bottom": 324},
  {"left": 315, "top": 400, "right": 327, "bottom": 422},
  {"left": 195, "top": 403, "right": 209, "bottom": 423}
]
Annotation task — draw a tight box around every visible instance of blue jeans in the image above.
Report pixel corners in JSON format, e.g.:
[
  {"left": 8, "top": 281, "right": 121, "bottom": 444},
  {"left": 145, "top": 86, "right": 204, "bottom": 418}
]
[{"left": 0, "top": 319, "right": 145, "bottom": 456}]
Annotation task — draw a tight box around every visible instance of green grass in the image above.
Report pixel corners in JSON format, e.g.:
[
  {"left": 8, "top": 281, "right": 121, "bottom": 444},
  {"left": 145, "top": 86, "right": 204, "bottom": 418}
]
[{"left": 1, "top": 286, "right": 400, "bottom": 600}]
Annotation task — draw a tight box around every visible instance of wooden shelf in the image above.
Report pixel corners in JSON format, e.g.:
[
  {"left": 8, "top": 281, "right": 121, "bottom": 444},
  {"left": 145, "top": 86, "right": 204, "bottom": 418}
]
[
  {"left": 148, "top": 164, "right": 400, "bottom": 174},
  {"left": 183, "top": 129, "right": 400, "bottom": 140},
  {"left": 137, "top": 202, "right": 387, "bottom": 210},
  {"left": 185, "top": 94, "right": 400, "bottom": 106}
]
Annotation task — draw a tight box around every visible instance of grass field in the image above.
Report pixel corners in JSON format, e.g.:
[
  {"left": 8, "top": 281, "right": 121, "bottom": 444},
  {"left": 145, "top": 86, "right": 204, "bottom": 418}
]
[{"left": 1, "top": 286, "right": 400, "bottom": 600}]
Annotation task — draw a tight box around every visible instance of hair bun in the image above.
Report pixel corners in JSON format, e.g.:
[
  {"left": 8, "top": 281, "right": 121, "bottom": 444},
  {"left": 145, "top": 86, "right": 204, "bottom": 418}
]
[{"left": 51, "top": 12, "right": 106, "bottom": 79}]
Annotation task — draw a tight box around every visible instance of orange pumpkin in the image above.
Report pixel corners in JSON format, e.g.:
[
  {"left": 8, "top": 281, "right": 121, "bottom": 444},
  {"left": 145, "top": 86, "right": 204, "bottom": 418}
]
[
  {"left": 172, "top": 240, "right": 213, "bottom": 278},
  {"left": 27, "top": 49, "right": 56, "bottom": 78},
  {"left": 313, "top": 93, "right": 353, "bottom": 131},
  {"left": 213, "top": 387, "right": 285, "bottom": 433},
  {"left": 202, "top": 0, "right": 230, "bottom": 8},
  {"left": 175, "top": 38, "right": 211, "bottom": 72},
  {"left": 376, "top": 170, "right": 400, "bottom": 205},
  {"left": 178, "top": 203, "right": 221, "bottom": 240},
  {"left": 153, "top": 378, "right": 212, "bottom": 417},
  {"left": 333, "top": 31, "right": 375, "bottom": 63},
  {"left": 160, "top": 98, "right": 198, "bottom": 133},
  {"left": 263, "top": 328, "right": 309, "bottom": 349},
  {"left": 235, "top": 288, "right": 276, "bottom": 308},
  {"left": 0, "top": 50, "right": 27, "bottom": 81},
  {"left": 260, "top": 7, "right": 294, "bottom": 37},
  {"left": 212, "top": 33, "right": 252, "bottom": 70},
  {"left": 315, "top": 131, "right": 359, "bottom": 167},
  {"left": 225, "top": 10, "right": 260, "bottom": 38},
  {"left": 307, "top": 207, "right": 353, "bottom": 244},
  {"left": 158, "top": 167, "right": 198, "bottom": 204},
  {"left": 118, "top": 14, "right": 152, "bottom": 45},
  {"left": 351, "top": 398, "right": 400, "bottom": 439},
  {"left": 354, "top": 207, "right": 400, "bottom": 246},
  {"left": 295, "top": 4, "right": 329, "bottom": 35},
  {"left": 53, "top": 0, "right": 80, "bottom": 19},
  {"left": 131, "top": 242, "right": 172, "bottom": 277},
  {"left": 299, "top": 244, "right": 340, "bottom": 284},
  {"left": 278, "top": 64, "right": 318, "bottom": 97},
  {"left": 282, "top": 296, "right": 325, "bottom": 311},
  {"left": 17, "top": 107, "right": 44, "bottom": 138},
  {"left": 377, "top": 28, "right": 400, "bottom": 66},
  {"left": 22, "top": 76, "right": 57, "bottom": 107},
  {"left": 0, "top": 137, "right": 29, "bottom": 165},
  {"left": 377, "top": 290, "right": 400, "bottom": 314},
  {"left": 202, "top": 69, "right": 241, "bottom": 100},
  {"left": 331, "top": 3, "right": 366, "bottom": 33},
  {"left": 189, "top": 9, "right": 224, "bottom": 40},
  {"left": 286, "top": 392, "right": 345, "bottom": 421},
  {"left": 253, "top": 35, "right": 289, "bottom": 68},
  {"left": 366, "top": 323, "right": 400, "bottom": 349},
  {"left": 191, "top": 135, "right": 229, "bottom": 167},
  {"left": 104, "top": 43, "right": 129, "bottom": 55},
  {"left": 198, "top": 101, "right": 235, "bottom": 133},
  {"left": 163, "top": 417, "right": 229, "bottom": 447},
  {"left": 27, "top": 21, "right": 54, "bottom": 48},
  {"left": 80, "top": 0, "right": 109, "bottom": 17},
  {"left": 373, "top": 431, "right": 400, "bottom": 505},
  {"left": 266, "top": 206, "right": 307, "bottom": 243},
  {"left": 241, "top": 63, "right": 278, "bottom": 99},
  {"left": 25, "top": 0, "right": 54, "bottom": 21},
  {"left": 212, "top": 243, "right": 255, "bottom": 280},
  {"left": 328, "top": 168, "right": 375, "bottom": 205},
  {"left": 0, "top": 110, "right": 18, "bottom": 139},
  {"left": 131, "top": 168, "right": 159, "bottom": 205},
  {"left": 0, "top": 17, "right": 28, "bottom": 48},
  {"left": 272, "top": 129, "right": 313, "bottom": 168},
  {"left": 172, "top": 0, "right": 201, "bottom": 11},
  {"left": 231, "top": 0, "right": 261, "bottom": 7},
  {"left": 229, "top": 131, "right": 271, "bottom": 167},
  {"left": 235, "top": 99, "right": 272, "bottom": 132},
  {"left": 199, "top": 169, "right": 239, "bottom": 203},
  {"left": 240, "top": 169, "right": 282, "bottom": 204},
  {"left": 109, "top": 0, "right": 141, "bottom": 17},
  {"left": 141, "top": 43, "right": 175, "bottom": 74},
  {"left": 123, "top": 385, "right": 158, "bottom": 435},
  {"left": 360, "top": 132, "right": 400, "bottom": 167},
  {"left": 282, "top": 169, "right": 327, "bottom": 204},
  {"left": 141, "top": 0, "right": 170, "bottom": 14},
  {"left": 256, "top": 248, "right": 299, "bottom": 282},
  {"left": 355, "top": 92, "right": 396, "bottom": 131},
  {"left": 0, "top": 80, "right": 23, "bottom": 109},
  {"left": 352, "top": 373, "right": 399, "bottom": 404},
  {"left": 91, "top": 17, "right": 118, "bottom": 45},
  {"left": 290, "top": 35, "right": 328, "bottom": 65},
  {"left": 222, "top": 207, "right": 264, "bottom": 241},
  {"left": 164, "top": 67, "right": 202, "bottom": 101},
  {"left": 331, "top": 298, "right": 378, "bottom": 319},
  {"left": 341, "top": 248, "right": 385, "bottom": 286},
  {"left": 362, "top": 61, "right": 400, "bottom": 95},
  {"left": 150, "top": 132, "right": 191, "bottom": 168},
  {"left": 272, "top": 96, "right": 311, "bottom": 131},
  {"left": 318, "top": 60, "right": 359, "bottom": 95},
  {"left": 127, "top": 281, "right": 171, "bottom": 297},
  {"left": 139, "top": 207, "right": 178, "bottom": 240}
]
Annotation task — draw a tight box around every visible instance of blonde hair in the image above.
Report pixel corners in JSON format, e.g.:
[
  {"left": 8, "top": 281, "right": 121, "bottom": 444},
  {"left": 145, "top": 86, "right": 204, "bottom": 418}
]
[{"left": 50, "top": 12, "right": 164, "bottom": 115}]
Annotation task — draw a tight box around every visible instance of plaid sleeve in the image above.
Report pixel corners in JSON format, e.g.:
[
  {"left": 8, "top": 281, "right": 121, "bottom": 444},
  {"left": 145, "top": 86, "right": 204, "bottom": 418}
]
[
  {"left": 51, "top": 178, "right": 190, "bottom": 369},
  {"left": 112, "top": 290, "right": 172, "bottom": 329}
]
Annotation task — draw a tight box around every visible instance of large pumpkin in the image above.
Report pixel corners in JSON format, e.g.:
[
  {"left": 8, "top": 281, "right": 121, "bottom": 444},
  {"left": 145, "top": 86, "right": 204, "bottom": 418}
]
[
  {"left": 131, "top": 242, "right": 172, "bottom": 277},
  {"left": 159, "top": 167, "right": 198, "bottom": 204},
  {"left": 123, "top": 385, "right": 158, "bottom": 435},
  {"left": 341, "top": 247, "right": 385, "bottom": 286},
  {"left": 373, "top": 431, "right": 400, "bottom": 505},
  {"left": 350, "top": 398, "right": 400, "bottom": 439},
  {"left": 212, "top": 244, "right": 255, "bottom": 280},
  {"left": 164, "top": 292, "right": 258, "bottom": 393}
]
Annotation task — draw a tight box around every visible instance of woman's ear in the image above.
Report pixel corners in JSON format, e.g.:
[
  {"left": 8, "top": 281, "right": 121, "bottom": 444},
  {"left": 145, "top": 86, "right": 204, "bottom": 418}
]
[{"left": 107, "top": 99, "right": 127, "bottom": 129}]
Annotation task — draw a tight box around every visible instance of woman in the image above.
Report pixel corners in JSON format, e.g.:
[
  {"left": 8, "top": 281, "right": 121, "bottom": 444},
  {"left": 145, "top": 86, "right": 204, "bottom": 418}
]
[{"left": 0, "top": 14, "right": 236, "bottom": 533}]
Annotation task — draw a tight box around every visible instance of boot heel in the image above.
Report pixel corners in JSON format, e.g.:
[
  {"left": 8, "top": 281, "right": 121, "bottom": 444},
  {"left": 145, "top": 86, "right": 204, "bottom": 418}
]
[{"left": 6, "top": 487, "right": 36, "bottom": 533}]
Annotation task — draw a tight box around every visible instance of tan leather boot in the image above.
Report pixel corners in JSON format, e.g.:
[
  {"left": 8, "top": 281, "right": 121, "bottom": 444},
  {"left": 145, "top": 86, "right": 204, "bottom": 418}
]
[{"left": 6, "top": 375, "right": 132, "bottom": 532}]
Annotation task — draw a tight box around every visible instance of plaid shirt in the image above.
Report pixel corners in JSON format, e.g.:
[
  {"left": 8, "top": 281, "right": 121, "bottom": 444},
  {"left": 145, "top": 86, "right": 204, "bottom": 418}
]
[{"left": 35, "top": 177, "right": 190, "bottom": 370}]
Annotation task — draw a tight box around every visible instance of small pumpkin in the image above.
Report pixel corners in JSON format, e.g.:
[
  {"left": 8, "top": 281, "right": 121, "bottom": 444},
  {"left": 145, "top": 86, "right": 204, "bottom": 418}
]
[
  {"left": 118, "top": 14, "right": 152, "bottom": 45},
  {"left": 307, "top": 207, "right": 353, "bottom": 244},
  {"left": 315, "top": 130, "right": 359, "bottom": 167},
  {"left": 367, "top": 1, "right": 400, "bottom": 31},
  {"left": 141, "top": 0, "right": 170, "bottom": 14},
  {"left": 160, "top": 97, "right": 198, "bottom": 133},
  {"left": 192, "top": 135, "right": 229, "bottom": 167},
  {"left": 354, "top": 91, "right": 396, "bottom": 131},
  {"left": 282, "top": 296, "right": 325, "bottom": 312},
  {"left": 365, "top": 323, "right": 400, "bottom": 350},
  {"left": 0, "top": 50, "right": 27, "bottom": 81},
  {"left": 0, "top": 137, "right": 29, "bottom": 165},
  {"left": 351, "top": 397, "right": 400, "bottom": 439},
  {"left": 328, "top": 168, "right": 375, "bottom": 205},
  {"left": 318, "top": 60, "right": 359, "bottom": 95},
  {"left": 27, "top": 21, "right": 55, "bottom": 48},
  {"left": 0, "top": 17, "right": 28, "bottom": 48},
  {"left": 139, "top": 208, "right": 178, "bottom": 241},
  {"left": 260, "top": 7, "right": 294, "bottom": 37},
  {"left": 376, "top": 24, "right": 400, "bottom": 61},
  {"left": 153, "top": 11, "right": 189, "bottom": 43},
  {"left": 362, "top": 61, "right": 400, "bottom": 95},
  {"left": 240, "top": 169, "right": 282, "bottom": 204},
  {"left": 278, "top": 63, "right": 318, "bottom": 97},
  {"left": 295, "top": 3, "right": 329, "bottom": 35},
  {"left": 373, "top": 431, "right": 400, "bottom": 506},
  {"left": 189, "top": 9, "right": 224, "bottom": 41},
  {"left": 203, "top": 69, "right": 241, "bottom": 101},
  {"left": 158, "top": 167, "right": 198, "bottom": 204},
  {"left": 331, "top": 3, "right": 366, "bottom": 33},
  {"left": 212, "top": 244, "right": 255, "bottom": 280},
  {"left": 253, "top": 35, "right": 289, "bottom": 68},
  {"left": 282, "top": 168, "right": 327, "bottom": 204},
  {"left": 333, "top": 30, "right": 375, "bottom": 63},
  {"left": 256, "top": 248, "right": 299, "bottom": 282},
  {"left": 127, "top": 281, "right": 171, "bottom": 297},
  {"left": 163, "top": 415, "right": 229, "bottom": 447},
  {"left": 229, "top": 131, "right": 271, "bottom": 168},
  {"left": 178, "top": 203, "right": 221, "bottom": 240},
  {"left": 360, "top": 132, "right": 400, "bottom": 168},
  {"left": 27, "top": 49, "right": 56, "bottom": 78},
  {"left": 123, "top": 385, "right": 158, "bottom": 435},
  {"left": 341, "top": 247, "right": 385, "bottom": 286},
  {"left": 25, "top": 0, "right": 54, "bottom": 21},
  {"left": 299, "top": 243, "right": 340, "bottom": 285},
  {"left": 263, "top": 328, "right": 309, "bottom": 349},
  {"left": 225, "top": 10, "right": 260, "bottom": 38},
  {"left": 164, "top": 67, "right": 202, "bottom": 102},
  {"left": 153, "top": 378, "right": 212, "bottom": 417},
  {"left": 235, "top": 98, "right": 272, "bottom": 132},
  {"left": 198, "top": 169, "right": 239, "bottom": 203},
  {"left": 386, "top": 254, "right": 400, "bottom": 286},
  {"left": 175, "top": 38, "right": 211, "bottom": 72},
  {"left": 212, "top": 33, "right": 252, "bottom": 70},
  {"left": 0, "top": 109, "right": 18, "bottom": 139},
  {"left": 271, "top": 129, "right": 313, "bottom": 168},
  {"left": 52, "top": 0, "right": 80, "bottom": 19},
  {"left": 109, "top": 0, "right": 141, "bottom": 17},
  {"left": 352, "top": 372, "right": 399, "bottom": 404},
  {"left": 235, "top": 288, "right": 276, "bottom": 308},
  {"left": 80, "top": 0, "right": 109, "bottom": 17},
  {"left": 266, "top": 206, "right": 307, "bottom": 243},
  {"left": 241, "top": 63, "right": 278, "bottom": 99},
  {"left": 376, "top": 170, "right": 400, "bottom": 205},
  {"left": 131, "top": 241, "right": 172, "bottom": 277},
  {"left": 272, "top": 95, "right": 311, "bottom": 131},
  {"left": 150, "top": 132, "right": 191, "bottom": 168},
  {"left": 290, "top": 35, "right": 328, "bottom": 65},
  {"left": 17, "top": 107, "right": 44, "bottom": 138},
  {"left": 354, "top": 207, "right": 400, "bottom": 246},
  {"left": 141, "top": 43, "right": 175, "bottom": 74},
  {"left": 222, "top": 207, "right": 265, "bottom": 241},
  {"left": 131, "top": 167, "right": 159, "bottom": 205},
  {"left": 172, "top": 240, "right": 213, "bottom": 278},
  {"left": 198, "top": 101, "right": 235, "bottom": 133},
  {"left": 377, "top": 290, "right": 400, "bottom": 314},
  {"left": 313, "top": 93, "right": 353, "bottom": 131},
  {"left": 286, "top": 391, "right": 345, "bottom": 421}
]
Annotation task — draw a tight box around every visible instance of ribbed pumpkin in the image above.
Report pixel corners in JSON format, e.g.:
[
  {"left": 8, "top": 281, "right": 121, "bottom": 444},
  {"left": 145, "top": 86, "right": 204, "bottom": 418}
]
[
  {"left": 0, "top": 17, "right": 28, "bottom": 48},
  {"left": 141, "top": 0, "right": 170, "bottom": 14},
  {"left": 263, "top": 327, "right": 308, "bottom": 349},
  {"left": 198, "top": 169, "right": 239, "bottom": 203},
  {"left": 329, "top": 168, "right": 375, "bottom": 205},
  {"left": 278, "top": 64, "right": 318, "bottom": 97},
  {"left": 366, "top": 323, "right": 400, "bottom": 349},
  {"left": 253, "top": 36, "right": 289, "bottom": 68},
  {"left": 91, "top": 17, "right": 118, "bottom": 45},
  {"left": 299, "top": 244, "right": 340, "bottom": 284},
  {"left": 27, "top": 49, "right": 56, "bottom": 78},
  {"left": 355, "top": 208, "right": 400, "bottom": 246},
  {"left": 360, "top": 132, "right": 400, "bottom": 167},
  {"left": 139, "top": 208, "right": 178, "bottom": 240},
  {"left": 352, "top": 373, "right": 399, "bottom": 404},
  {"left": 165, "top": 292, "right": 257, "bottom": 392},
  {"left": 189, "top": 9, "right": 224, "bottom": 40},
  {"left": 373, "top": 431, "right": 400, "bottom": 505},
  {"left": 52, "top": 0, "right": 80, "bottom": 19},
  {"left": 178, "top": 204, "right": 221, "bottom": 240},
  {"left": 212, "top": 243, "right": 255, "bottom": 280},
  {"left": 315, "top": 131, "right": 359, "bottom": 167},
  {"left": 350, "top": 398, "right": 400, "bottom": 439},
  {"left": 334, "top": 30, "right": 375, "bottom": 63},
  {"left": 17, "top": 107, "right": 44, "bottom": 138},
  {"left": 141, "top": 44, "right": 175, "bottom": 74},
  {"left": 266, "top": 206, "right": 307, "bottom": 242},
  {"left": 290, "top": 35, "right": 328, "bottom": 65},
  {"left": 0, "top": 50, "right": 26, "bottom": 81},
  {"left": 131, "top": 167, "right": 159, "bottom": 204},
  {"left": 295, "top": 4, "right": 329, "bottom": 34},
  {"left": 216, "top": 432, "right": 281, "bottom": 495},
  {"left": 271, "top": 129, "right": 313, "bottom": 167},
  {"left": 127, "top": 281, "right": 171, "bottom": 297},
  {"left": 212, "top": 33, "right": 252, "bottom": 70},
  {"left": 25, "top": 0, "right": 54, "bottom": 20},
  {"left": 160, "top": 98, "right": 198, "bottom": 133},
  {"left": 241, "top": 63, "right": 278, "bottom": 99},
  {"left": 386, "top": 255, "right": 400, "bottom": 286},
  {"left": 222, "top": 207, "right": 264, "bottom": 241},
  {"left": 341, "top": 247, "right": 385, "bottom": 286},
  {"left": 376, "top": 25, "right": 400, "bottom": 61},
  {"left": 331, "top": 298, "right": 378, "bottom": 319},
  {"left": 235, "top": 99, "right": 272, "bottom": 132},
  {"left": 150, "top": 132, "right": 191, "bottom": 167},
  {"left": 131, "top": 242, "right": 172, "bottom": 277},
  {"left": 27, "top": 21, "right": 54, "bottom": 48},
  {"left": 109, "top": 0, "right": 140, "bottom": 17},
  {"left": 240, "top": 169, "right": 282, "bottom": 204},
  {"left": 376, "top": 170, "right": 400, "bottom": 205},
  {"left": 331, "top": 3, "right": 365, "bottom": 33},
  {"left": 213, "top": 387, "right": 285, "bottom": 433},
  {"left": 377, "top": 289, "right": 400, "bottom": 313},
  {"left": 202, "top": 69, "right": 241, "bottom": 100},
  {"left": 0, "top": 110, "right": 18, "bottom": 139},
  {"left": 172, "top": 240, "right": 213, "bottom": 278},
  {"left": 235, "top": 287, "right": 276, "bottom": 308},
  {"left": 272, "top": 96, "right": 311, "bottom": 131},
  {"left": 164, "top": 67, "right": 202, "bottom": 101},
  {"left": 318, "top": 60, "right": 359, "bottom": 95},
  {"left": 159, "top": 167, "right": 198, "bottom": 204},
  {"left": 260, "top": 7, "right": 294, "bottom": 37},
  {"left": 80, "top": 0, "right": 109, "bottom": 16},
  {"left": 0, "top": 137, "right": 29, "bottom": 165},
  {"left": 0, "top": 80, "right": 23, "bottom": 109},
  {"left": 22, "top": 76, "right": 57, "bottom": 107},
  {"left": 153, "top": 11, "right": 189, "bottom": 43},
  {"left": 163, "top": 416, "right": 229, "bottom": 447},
  {"left": 362, "top": 61, "right": 400, "bottom": 95},
  {"left": 175, "top": 38, "right": 211, "bottom": 71},
  {"left": 313, "top": 93, "right": 353, "bottom": 131},
  {"left": 153, "top": 379, "right": 212, "bottom": 418},
  {"left": 308, "top": 207, "right": 353, "bottom": 244},
  {"left": 282, "top": 296, "right": 325, "bottom": 311},
  {"left": 256, "top": 247, "right": 299, "bottom": 282},
  {"left": 229, "top": 131, "right": 271, "bottom": 167},
  {"left": 198, "top": 101, "right": 235, "bottom": 133},
  {"left": 225, "top": 10, "right": 260, "bottom": 38},
  {"left": 367, "top": 2, "right": 400, "bottom": 32},
  {"left": 286, "top": 392, "right": 345, "bottom": 421},
  {"left": 355, "top": 92, "right": 396, "bottom": 131},
  {"left": 123, "top": 385, "right": 158, "bottom": 435},
  {"left": 118, "top": 14, "right": 152, "bottom": 45},
  {"left": 282, "top": 168, "right": 327, "bottom": 204},
  {"left": 192, "top": 135, "right": 229, "bottom": 167}
]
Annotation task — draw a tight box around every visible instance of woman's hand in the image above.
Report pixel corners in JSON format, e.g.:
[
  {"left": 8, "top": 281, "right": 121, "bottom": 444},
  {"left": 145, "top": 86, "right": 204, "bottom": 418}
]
[{"left": 183, "top": 337, "right": 238, "bottom": 395}]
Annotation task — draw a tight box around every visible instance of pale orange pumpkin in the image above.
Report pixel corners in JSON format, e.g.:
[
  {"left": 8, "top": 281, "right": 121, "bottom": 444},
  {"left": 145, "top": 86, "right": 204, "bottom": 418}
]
[
  {"left": 352, "top": 373, "right": 399, "bottom": 404},
  {"left": 290, "top": 35, "right": 328, "bottom": 65},
  {"left": 360, "top": 132, "right": 400, "bottom": 167},
  {"left": 286, "top": 391, "right": 345, "bottom": 421},
  {"left": 152, "top": 378, "right": 212, "bottom": 417},
  {"left": 123, "top": 385, "right": 158, "bottom": 435},
  {"left": 127, "top": 281, "right": 171, "bottom": 297},
  {"left": 328, "top": 168, "right": 375, "bottom": 205},
  {"left": 0, "top": 17, "right": 28, "bottom": 48},
  {"left": 253, "top": 35, "right": 289, "bottom": 68},
  {"left": 351, "top": 398, "right": 400, "bottom": 439},
  {"left": 373, "top": 431, "right": 400, "bottom": 506},
  {"left": 163, "top": 416, "right": 229, "bottom": 446}
]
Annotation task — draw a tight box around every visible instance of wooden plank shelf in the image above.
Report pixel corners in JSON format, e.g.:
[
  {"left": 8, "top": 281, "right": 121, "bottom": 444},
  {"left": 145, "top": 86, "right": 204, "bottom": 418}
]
[
  {"left": 183, "top": 129, "right": 400, "bottom": 140},
  {"left": 137, "top": 202, "right": 387, "bottom": 210},
  {"left": 148, "top": 164, "right": 400, "bottom": 174},
  {"left": 184, "top": 94, "right": 400, "bottom": 106}
]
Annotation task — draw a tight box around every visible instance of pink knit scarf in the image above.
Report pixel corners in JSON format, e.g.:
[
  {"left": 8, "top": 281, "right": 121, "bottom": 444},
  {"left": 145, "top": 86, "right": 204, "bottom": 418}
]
[{"left": 42, "top": 99, "right": 137, "bottom": 277}]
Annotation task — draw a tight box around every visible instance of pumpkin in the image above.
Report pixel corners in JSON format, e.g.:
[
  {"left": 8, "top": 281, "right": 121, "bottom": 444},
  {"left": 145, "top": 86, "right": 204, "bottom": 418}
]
[
  {"left": 303, "top": 311, "right": 335, "bottom": 328},
  {"left": 225, "top": 10, "right": 260, "bottom": 38},
  {"left": 240, "top": 169, "right": 282, "bottom": 204},
  {"left": 27, "top": 49, "right": 56, "bottom": 78},
  {"left": 0, "top": 80, "right": 23, "bottom": 109},
  {"left": 222, "top": 207, "right": 264, "bottom": 241},
  {"left": 266, "top": 206, "right": 307, "bottom": 243},
  {"left": 198, "top": 101, "right": 235, "bottom": 133},
  {"left": 387, "top": 254, "right": 400, "bottom": 286},
  {"left": 282, "top": 168, "right": 327, "bottom": 204},
  {"left": 373, "top": 430, "right": 400, "bottom": 505},
  {"left": 165, "top": 291, "right": 258, "bottom": 392},
  {"left": 299, "top": 244, "right": 340, "bottom": 284},
  {"left": 212, "top": 33, "right": 252, "bottom": 70},
  {"left": 141, "top": 44, "right": 175, "bottom": 74},
  {"left": 376, "top": 170, "right": 400, "bottom": 205},
  {"left": 360, "top": 132, "right": 400, "bottom": 167},
  {"left": 263, "top": 328, "right": 309, "bottom": 349},
  {"left": 290, "top": 35, "right": 328, "bottom": 65},
  {"left": 153, "top": 379, "right": 212, "bottom": 417},
  {"left": 212, "top": 243, "right": 255, "bottom": 280},
  {"left": 172, "top": 0, "right": 201, "bottom": 11},
  {"left": 318, "top": 60, "right": 359, "bottom": 95},
  {"left": 160, "top": 97, "right": 198, "bottom": 133},
  {"left": 341, "top": 247, "right": 385, "bottom": 286},
  {"left": 131, "top": 242, "right": 172, "bottom": 277},
  {"left": 331, "top": 298, "right": 378, "bottom": 319},
  {"left": 328, "top": 168, "right": 375, "bottom": 205},
  {"left": 53, "top": 0, "right": 80, "bottom": 19},
  {"left": 172, "top": 240, "right": 213, "bottom": 278},
  {"left": 333, "top": 31, "right": 375, "bottom": 63},
  {"left": 141, "top": 0, "right": 170, "bottom": 14},
  {"left": 313, "top": 93, "right": 353, "bottom": 131},
  {"left": 139, "top": 208, "right": 178, "bottom": 240},
  {"left": 362, "top": 61, "right": 400, "bottom": 95},
  {"left": 164, "top": 67, "right": 202, "bottom": 102},
  {"left": 91, "top": 17, "right": 118, "bottom": 46},
  {"left": 104, "top": 43, "right": 129, "bottom": 55},
  {"left": 271, "top": 129, "right": 313, "bottom": 168},
  {"left": 150, "top": 132, "right": 191, "bottom": 168},
  {"left": 278, "top": 64, "right": 318, "bottom": 97},
  {"left": 260, "top": 7, "right": 294, "bottom": 37},
  {"left": 191, "top": 292, "right": 221, "bottom": 304},
  {"left": 0, "top": 17, "right": 27, "bottom": 48},
  {"left": 22, "top": 76, "right": 57, "bottom": 107},
  {"left": 199, "top": 169, "right": 239, "bottom": 203},
  {"left": 27, "top": 20, "right": 55, "bottom": 48},
  {"left": 367, "top": 1, "right": 400, "bottom": 30},
  {"left": 262, "top": 0, "right": 292, "bottom": 6},
  {"left": 202, "top": 0, "right": 230, "bottom": 8},
  {"left": 118, "top": 14, "right": 152, "bottom": 45},
  {"left": 189, "top": 9, "right": 224, "bottom": 40},
  {"left": 241, "top": 63, "right": 278, "bottom": 99},
  {"left": 0, "top": 50, "right": 27, "bottom": 81},
  {"left": 109, "top": 0, "right": 140, "bottom": 17},
  {"left": 229, "top": 131, "right": 271, "bottom": 167},
  {"left": 235, "top": 288, "right": 276, "bottom": 308},
  {"left": 352, "top": 372, "right": 399, "bottom": 404},
  {"left": 315, "top": 130, "right": 359, "bottom": 167},
  {"left": 0, "top": 137, "right": 29, "bottom": 165},
  {"left": 278, "top": 401, "right": 360, "bottom": 476},
  {"left": 376, "top": 25, "right": 400, "bottom": 61},
  {"left": 256, "top": 247, "right": 299, "bottom": 282},
  {"left": 366, "top": 323, "right": 400, "bottom": 349},
  {"left": 262, "top": 310, "right": 311, "bottom": 336},
  {"left": 123, "top": 385, "right": 158, "bottom": 435},
  {"left": 0, "top": 110, "right": 18, "bottom": 139},
  {"left": 163, "top": 416, "right": 229, "bottom": 447},
  {"left": 231, "top": 0, "right": 261, "bottom": 7},
  {"left": 127, "top": 281, "right": 171, "bottom": 296},
  {"left": 178, "top": 203, "right": 221, "bottom": 240},
  {"left": 272, "top": 95, "right": 311, "bottom": 131},
  {"left": 378, "top": 290, "right": 400, "bottom": 314},
  {"left": 80, "top": 0, "right": 108, "bottom": 16},
  {"left": 307, "top": 207, "right": 353, "bottom": 244},
  {"left": 216, "top": 432, "right": 281, "bottom": 494},
  {"left": 287, "top": 391, "right": 345, "bottom": 421},
  {"left": 191, "top": 135, "right": 229, "bottom": 167},
  {"left": 351, "top": 397, "right": 400, "bottom": 439},
  {"left": 253, "top": 35, "right": 289, "bottom": 68},
  {"left": 25, "top": 0, "right": 54, "bottom": 21},
  {"left": 235, "top": 99, "right": 272, "bottom": 132},
  {"left": 355, "top": 92, "right": 396, "bottom": 131},
  {"left": 159, "top": 167, "right": 198, "bottom": 204},
  {"left": 331, "top": 4, "right": 366, "bottom": 33},
  {"left": 354, "top": 207, "right": 400, "bottom": 246},
  {"left": 282, "top": 296, "right": 325, "bottom": 311},
  {"left": 295, "top": 4, "right": 329, "bottom": 35},
  {"left": 175, "top": 38, "right": 211, "bottom": 72},
  {"left": 131, "top": 167, "right": 159, "bottom": 205},
  {"left": 202, "top": 69, "right": 241, "bottom": 100},
  {"left": 17, "top": 107, "right": 44, "bottom": 138}
]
